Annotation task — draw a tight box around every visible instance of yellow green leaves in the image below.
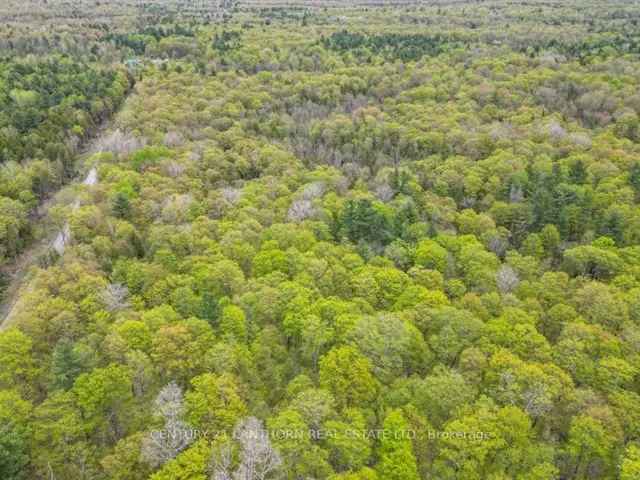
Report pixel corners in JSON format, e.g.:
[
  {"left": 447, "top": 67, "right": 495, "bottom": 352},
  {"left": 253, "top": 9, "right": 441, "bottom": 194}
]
[
  {"left": 151, "top": 319, "right": 215, "bottom": 383},
  {"left": 621, "top": 444, "right": 640, "bottom": 480},
  {"left": 184, "top": 373, "right": 247, "bottom": 433},
  {"left": 414, "top": 239, "right": 448, "bottom": 273},
  {"left": 149, "top": 440, "right": 211, "bottom": 480},
  {"left": 376, "top": 409, "right": 419, "bottom": 480},
  {"left": 0, "top": 329, "right": 36, "bottom": 394},
  {"left": 319, "top": 346, "right": 378, "bottom": 409},
  {"left": 72, "top": 364, "right": 133, "bottom": 420},
  {"left": 563, "top": 244, "right": 624, "bottom": 279}
]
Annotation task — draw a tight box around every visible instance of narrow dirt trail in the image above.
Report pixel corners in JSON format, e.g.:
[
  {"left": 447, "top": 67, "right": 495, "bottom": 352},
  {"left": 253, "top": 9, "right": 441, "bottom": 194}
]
[
  {"left": 51, "top": 167, "right": 98, "bottom": 255},
  {"left": 0, "top": 69, "right": 136, "bottom": 331},
  {"left": 0, "top": 166, "right": 100, "bottom": 329},
  {"left": 0, "top": 73, "right": 138, "bottom": 329}
]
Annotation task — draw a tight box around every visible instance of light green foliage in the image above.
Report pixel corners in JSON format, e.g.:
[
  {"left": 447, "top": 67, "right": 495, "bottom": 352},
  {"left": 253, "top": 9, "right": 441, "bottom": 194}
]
[
  {"left": 72, "top": 364, "right": 133, "bottom": 433},
  {"left": 324, "top": 409, "right": 372, "bottom": 471},
  {"left": 414, "top": 239, "right": 448, "bottom": 273},
  {"left": 3, "top": 2, "right": 640, "bottom": 479},
  {"left": 413, "top": 365, "right": 476, "bottom": 427},
  {"left": 115, "top": 320, "right": 153, "bottom": 352},
  {"left": 101, "top": 433, "right": 152, "bottom": 480},
  {"left": 269, "top": 409, "right": 334, "bottom": 479},
  {"left": 329, "top": 468, "right": 378, "bottom": 480},
  {"left": 376, "top": 409, "right": 419, "bottom": 480},
  {"left": 563, "top": 244, "right": 624, "bottom": 279},
  {"left": 185, "top": 373, "right": 247, "bottom": 432},
  {"left": 433, "top": 401, "right": 551, "bottom": 480},
  {"left": 484, "top": 350, "right": 574, "bottom": 427},
  {"left": 319, "top": 346, "right": 378, "bottom": 409},
  {"left": 621, "top": 444, "right": 640, "bottom": 480},
  {"left": 350, "top": 314, "right": 431, "bottom": 382},
  {"left": 30, "top": 391, "right": 95, "bottom": 478},
  {"left": 151, "top": 318, "right": 215, "bottom": 382},
  {"left": 219, "top": 304, "right": 247, "bottom": 342},
  {"left": 149, "top": 440, "right": 210, "bottom": 480},
  {"left": 565, "top": 414, "right": 620, "bottom": 479},
  {"left": 0, "top": 329, "right": 36, "bottom": 391}
]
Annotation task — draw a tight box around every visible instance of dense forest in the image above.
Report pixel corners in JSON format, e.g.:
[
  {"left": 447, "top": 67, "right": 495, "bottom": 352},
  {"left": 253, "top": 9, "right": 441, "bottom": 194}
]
[
  {"left": 0, "top": 56, "right": 131, "bottom": 261},
  {"left": 1, "top": 1, "right": 640, "bottom": 479}
]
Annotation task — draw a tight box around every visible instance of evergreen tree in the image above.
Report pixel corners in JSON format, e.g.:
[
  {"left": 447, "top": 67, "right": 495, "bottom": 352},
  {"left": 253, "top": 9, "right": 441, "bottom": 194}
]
[{"left": 112, "top": 191, "right": 131, "bottom": 219}]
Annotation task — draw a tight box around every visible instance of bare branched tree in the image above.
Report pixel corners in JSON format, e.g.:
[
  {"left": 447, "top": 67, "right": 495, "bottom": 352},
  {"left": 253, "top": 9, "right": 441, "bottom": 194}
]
[
  {"left": 100, "top": 283, "right": 131, "bottom": 312},
  {"left": 165, "top": 161, "right": 185, "bottom": 178},
  {"left": 374, "top": 183, "right": 394, "bottom": 202},
  {"left": 141, "top": 382, "right": 193, "bottom": 468},
  {"left": 523, "top": 384, "right": 553, "bottom": 420},
  {"left": 163, "top": 131, "right": 184, "bottom": 147},
  {"left": 547, "top": 121, "right": 566, "bottom": 140},
  {"left": 209, "top": 442, "right": 234, "bottom": 480},
  {"left": 287, "top": 199, "right": 314, "bottom": 222},
  {"left": 233, "top": 417, "right": 282, "bottom": 480},
  {"left": 209, "top": 417, "right": 281, "bottom": 480},
  {"left": 155, "top": 381, "right": 184, "bottom": 421},
  {"left": 301, "top": 182, "right": 325, "bottom": 200},
  {"left": 93, "top": 129, "right": 145, "bottom": 157},
  {"left": 221, "top": 187, "right": 242, "bottom": 205},
  {"left": 496, "top": 265, "right": 520, "bottom": 294},
  {"left": 488, "top": 235, "right": 509, "bottom": 258},
  {"left": 509, "top": 184, "right": 524, "bottom": 203}
]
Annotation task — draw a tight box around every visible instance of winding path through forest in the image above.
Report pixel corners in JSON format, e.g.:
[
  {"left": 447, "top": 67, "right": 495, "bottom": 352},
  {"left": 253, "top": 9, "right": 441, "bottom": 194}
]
[
  {"left": 0, "top": 166, "right": 100, "bottom": 329},
  {"left": 51, "top": 167, "right": 99, "bottom": 255},
  {"left": 0, "top": 68, "right": 138, "bottom": 328}
]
